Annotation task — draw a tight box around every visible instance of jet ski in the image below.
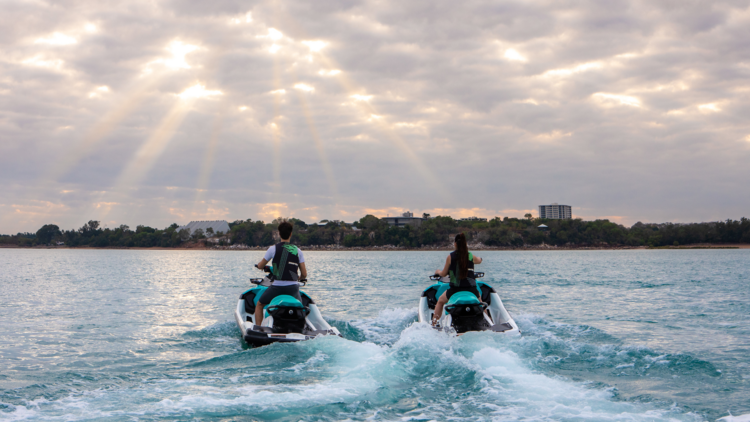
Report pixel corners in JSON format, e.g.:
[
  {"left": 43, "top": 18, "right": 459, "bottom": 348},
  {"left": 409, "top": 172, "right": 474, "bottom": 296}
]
[
  {"left": 418, "top": 272, "right": 520, "bottom": 335},
  {"left": 235, "top": 266, "right": 341, "bottom": 347}
]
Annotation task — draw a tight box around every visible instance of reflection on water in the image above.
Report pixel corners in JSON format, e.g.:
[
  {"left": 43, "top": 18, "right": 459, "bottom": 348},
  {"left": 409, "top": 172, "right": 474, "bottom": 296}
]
[{"left": 0, "top": 249, "right": 748, "bottom": 420}]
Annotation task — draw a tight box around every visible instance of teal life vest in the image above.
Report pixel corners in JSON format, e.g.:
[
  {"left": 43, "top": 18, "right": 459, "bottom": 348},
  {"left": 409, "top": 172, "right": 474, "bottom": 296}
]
[
  {"left": 448, "top": 250, "right": 475, "bottom": 287},
  {"left": 272, "top": 242, "right": 300, "bottom": 281}
]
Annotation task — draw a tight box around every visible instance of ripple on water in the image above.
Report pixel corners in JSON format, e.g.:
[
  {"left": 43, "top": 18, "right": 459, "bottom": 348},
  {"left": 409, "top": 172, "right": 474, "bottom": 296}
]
[{"left": 1, "top": 249, "right": 749, "bottom": 420}]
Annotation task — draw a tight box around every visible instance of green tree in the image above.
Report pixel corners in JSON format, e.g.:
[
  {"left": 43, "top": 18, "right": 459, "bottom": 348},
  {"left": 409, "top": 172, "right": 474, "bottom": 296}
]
[
  {"left": 419, "top": 228, "right": 437, "bottom": 245},
  {"left": 178, "top": 228, "right": 191, "bottom": 241},
  {"left": 289, "top": 218, "right": 308, "bottom": 229},
  {"left": 358, "top": 215, "right": 382, "bottom": 231},
  {"left": 36, "top": 224, "right": 61, "bottom": 244}
]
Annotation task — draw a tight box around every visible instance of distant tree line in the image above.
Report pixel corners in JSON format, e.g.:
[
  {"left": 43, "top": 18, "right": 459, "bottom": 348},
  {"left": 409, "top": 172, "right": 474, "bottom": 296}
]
[
  {"left": 0, "top": 221, "right": 194, "bottom": 248},
  {"left": 1, "top": 216, "right": 748, "bottom": 248}
]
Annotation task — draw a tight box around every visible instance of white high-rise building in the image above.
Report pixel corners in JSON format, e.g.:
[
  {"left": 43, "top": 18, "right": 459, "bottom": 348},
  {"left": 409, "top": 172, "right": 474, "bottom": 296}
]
[{"left": 538, "top": 203, "right": 572, "bottom": 220}]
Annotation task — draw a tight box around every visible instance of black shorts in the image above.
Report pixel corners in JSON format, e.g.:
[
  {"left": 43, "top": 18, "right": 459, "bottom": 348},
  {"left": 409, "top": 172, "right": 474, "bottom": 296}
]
[
  {"left": 258, "top": 284, "right": 302, "bottom": 304},
  {"left": 445, "top": 285, "right": 480, "bottom": 300}
]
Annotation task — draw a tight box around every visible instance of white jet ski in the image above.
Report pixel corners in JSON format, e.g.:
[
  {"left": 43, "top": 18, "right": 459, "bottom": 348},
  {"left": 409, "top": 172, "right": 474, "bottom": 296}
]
[
  {"left": 235, "top": 267, "right": 340, "bottom": 347},
  {"left": 418, "top": 272, "right": 520, "bottom": 335}
]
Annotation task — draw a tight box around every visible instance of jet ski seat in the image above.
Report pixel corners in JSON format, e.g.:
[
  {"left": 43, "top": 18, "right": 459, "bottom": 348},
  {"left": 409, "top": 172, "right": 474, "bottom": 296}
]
[
  {"left": 422, "top": 283, "right": 485, "bottom": 310},
  {"left": 446, "top": 291, "right": 481, "bottom": 306},
  {"left": 241, "top": 288, "right": 314, "bottom": 314},
  {"left": 267, "top": 294, "right": 305, "bottom": 309}
]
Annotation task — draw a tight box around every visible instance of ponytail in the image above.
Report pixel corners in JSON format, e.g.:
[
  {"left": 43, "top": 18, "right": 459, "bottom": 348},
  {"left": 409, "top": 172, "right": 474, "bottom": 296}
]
[{"left": 455, "top": 233, "right": 469, "bottom": 280}]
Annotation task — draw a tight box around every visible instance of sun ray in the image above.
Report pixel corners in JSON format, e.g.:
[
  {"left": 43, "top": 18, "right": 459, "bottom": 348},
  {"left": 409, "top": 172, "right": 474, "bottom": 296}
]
[
  {"left": 47, "top": 75, "right": 162, "bottom": 182},
  {"left": 192, "top": 112, "right": 225, "bottom": 211},
  {"left": 319, "top": 52, "right": 447, "bottom": 199},
  {"left": 115, "top": 101, "right": 191, "bottom": 188},
  {"left": 295, "top": 88, "right": 339, "bottom": 199},
  {"left": 271, "top": 41, "right": 283, "bottom": 198},
  {"left": 266, "top": 9, "right": 447, "bottom": 200},
  {"left": 92, "top": 100, "right": 192, "bottom": 222}
]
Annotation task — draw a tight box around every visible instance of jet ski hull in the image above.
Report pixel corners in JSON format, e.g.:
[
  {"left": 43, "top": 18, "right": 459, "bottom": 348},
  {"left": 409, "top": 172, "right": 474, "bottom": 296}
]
[
  {"left": 418, "top": 281, "right": 520, "bottom": 336},
  {"left": 235, "top": 287, "right": 341, "bottom": 347},
  {"left": 239, "top": 320, "right": 338, "bottom": 347}
]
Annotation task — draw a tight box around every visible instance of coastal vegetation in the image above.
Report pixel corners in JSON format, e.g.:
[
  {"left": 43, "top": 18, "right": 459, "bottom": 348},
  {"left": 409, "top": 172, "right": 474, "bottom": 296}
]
[{"left": 2, "top": 216, "right": 749, "bottom": 249}]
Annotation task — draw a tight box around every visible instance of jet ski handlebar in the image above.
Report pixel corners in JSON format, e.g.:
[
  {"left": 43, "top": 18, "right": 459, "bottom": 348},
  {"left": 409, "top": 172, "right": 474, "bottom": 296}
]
[
  {"left": 255, "top": 264, "right": 272, "bottom": 273},
  {"left": 250, "top": 277, "right": 306, "bottom": 286},
  {"left": 429, "top": 272, "right": 484, "bottom": 281}
]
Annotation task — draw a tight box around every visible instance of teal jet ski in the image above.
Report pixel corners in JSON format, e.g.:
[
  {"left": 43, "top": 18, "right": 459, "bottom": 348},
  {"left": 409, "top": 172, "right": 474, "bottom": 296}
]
[
  {"left": 418, "top": 272, "right": 519, "bottom": 335},
  {"left": 234, "top": 266, "right": 340, "bottom": 347}
]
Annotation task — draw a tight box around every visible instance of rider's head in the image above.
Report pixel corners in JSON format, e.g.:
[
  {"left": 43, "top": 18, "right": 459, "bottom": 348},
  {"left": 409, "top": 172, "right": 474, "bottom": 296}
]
[{"left": 278, "top": 221, "right": 293, "bottom": 241}]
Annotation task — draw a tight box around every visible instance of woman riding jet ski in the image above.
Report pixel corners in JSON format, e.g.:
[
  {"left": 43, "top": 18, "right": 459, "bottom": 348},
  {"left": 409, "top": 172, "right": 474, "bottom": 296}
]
[
  {"left": 234, "top": 221, "right": 340, "bottom": 346},
  {"left": 417, "top": 233, "right": 519, "bottom": 335}
]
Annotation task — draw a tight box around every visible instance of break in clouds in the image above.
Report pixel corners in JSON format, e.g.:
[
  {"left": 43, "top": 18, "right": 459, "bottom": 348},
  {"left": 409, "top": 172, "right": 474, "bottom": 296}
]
[{"left": 1, "top": 0, "right": 749, "bottom": 233}]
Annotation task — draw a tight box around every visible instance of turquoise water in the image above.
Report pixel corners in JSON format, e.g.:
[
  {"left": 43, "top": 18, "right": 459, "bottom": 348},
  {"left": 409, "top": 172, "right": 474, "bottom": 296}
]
[{"left": 0, "top": 249, "right": 748, "bottom": 421}]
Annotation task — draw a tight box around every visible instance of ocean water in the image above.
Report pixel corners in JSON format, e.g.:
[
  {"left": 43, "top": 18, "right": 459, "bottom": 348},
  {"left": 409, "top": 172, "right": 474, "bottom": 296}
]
[{"left": 0, "top": 249, "right": 748, "bottom": 421}]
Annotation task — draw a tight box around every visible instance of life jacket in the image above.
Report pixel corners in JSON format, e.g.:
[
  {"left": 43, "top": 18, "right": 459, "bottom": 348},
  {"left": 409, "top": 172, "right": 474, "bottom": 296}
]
[
  {"left": 272, "top": 242, "right": 300, "bottom": 281},
  {"left": 448, "top": 250, "right": 475, "bottom": 287}
]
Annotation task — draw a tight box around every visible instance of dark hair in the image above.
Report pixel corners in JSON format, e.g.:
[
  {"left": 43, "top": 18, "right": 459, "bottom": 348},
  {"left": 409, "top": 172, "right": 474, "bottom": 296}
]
[
  {"left": 278, "top": 221, "right": 293, "bottom": 240},
  {"left": 455, "top": 233, "right": 469, "bottom": 280}
]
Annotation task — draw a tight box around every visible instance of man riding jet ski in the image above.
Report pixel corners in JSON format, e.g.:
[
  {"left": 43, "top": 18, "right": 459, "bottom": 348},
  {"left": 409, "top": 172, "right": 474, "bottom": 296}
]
[
  {"left": 234, "top": 221, "right": 340, "bottom": 346},
  {"left": 417, "top": 233, "right": 519, "bottom": 335}
]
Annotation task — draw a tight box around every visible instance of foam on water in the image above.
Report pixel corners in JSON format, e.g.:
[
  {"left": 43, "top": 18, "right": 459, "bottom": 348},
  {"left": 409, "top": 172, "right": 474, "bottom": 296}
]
[
  {"left": 0, "top": 310, "right": 708, "bottom": 421},
  {"left": 348, "top": 307, "right": 419, "bottom": 345}
]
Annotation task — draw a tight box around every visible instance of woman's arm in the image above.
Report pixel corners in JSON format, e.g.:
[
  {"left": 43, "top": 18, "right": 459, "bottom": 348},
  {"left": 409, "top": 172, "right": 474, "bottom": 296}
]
[
  {"left": 473, "top": 255, "right": 482, "bottom": 264},
  {"left": 435, "top": 255, "right": 451, "bottom": 277}
]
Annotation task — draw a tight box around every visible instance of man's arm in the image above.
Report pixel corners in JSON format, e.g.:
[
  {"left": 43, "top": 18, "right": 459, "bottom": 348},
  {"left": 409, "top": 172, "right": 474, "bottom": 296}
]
[
  {"left": 256, "top": 245, "right": 275, "bottom": 270},
  {"left": 299, "top": 262, "right": 307, "bottom": 280}
]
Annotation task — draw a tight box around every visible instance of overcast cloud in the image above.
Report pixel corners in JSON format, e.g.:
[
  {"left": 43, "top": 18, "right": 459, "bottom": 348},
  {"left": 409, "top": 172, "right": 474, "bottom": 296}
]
[{"left": 1, "top": 0, "right": 749, "bottom": 233}]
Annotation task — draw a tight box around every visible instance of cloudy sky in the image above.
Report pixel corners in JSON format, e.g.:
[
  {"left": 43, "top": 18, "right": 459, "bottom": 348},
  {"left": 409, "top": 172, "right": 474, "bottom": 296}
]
[{"left": 1, "top": 0, "right": 749, "bottom": 233}]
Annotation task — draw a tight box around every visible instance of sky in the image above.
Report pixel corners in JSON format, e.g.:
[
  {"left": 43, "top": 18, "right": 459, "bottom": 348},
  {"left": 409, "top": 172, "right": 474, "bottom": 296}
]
[{"left": 1, "top": 0, "right": 749, "bottom": 233}]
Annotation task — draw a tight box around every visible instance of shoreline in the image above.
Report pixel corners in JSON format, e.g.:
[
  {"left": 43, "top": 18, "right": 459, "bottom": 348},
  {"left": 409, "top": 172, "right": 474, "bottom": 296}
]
[{"left": 2, "top": 244, "right": 748, "bottom": 251}]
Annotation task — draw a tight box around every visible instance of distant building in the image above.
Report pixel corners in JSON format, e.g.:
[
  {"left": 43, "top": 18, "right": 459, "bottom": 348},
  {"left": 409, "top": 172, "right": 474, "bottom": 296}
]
[
  {"left": 460, "top": 216, "right": 488, "bottom": 222},
  {"left": 383, "top": 211, "right": 424, "bottom": 228},
  {"left": 177, "top": 220, "right": 231, "bottom": 236},
  {"left": 207, "top": 236, "right": 231, "bottom": 245},
  {"left": 538, "top": 204, "right": 572, "bottom": 220}
]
